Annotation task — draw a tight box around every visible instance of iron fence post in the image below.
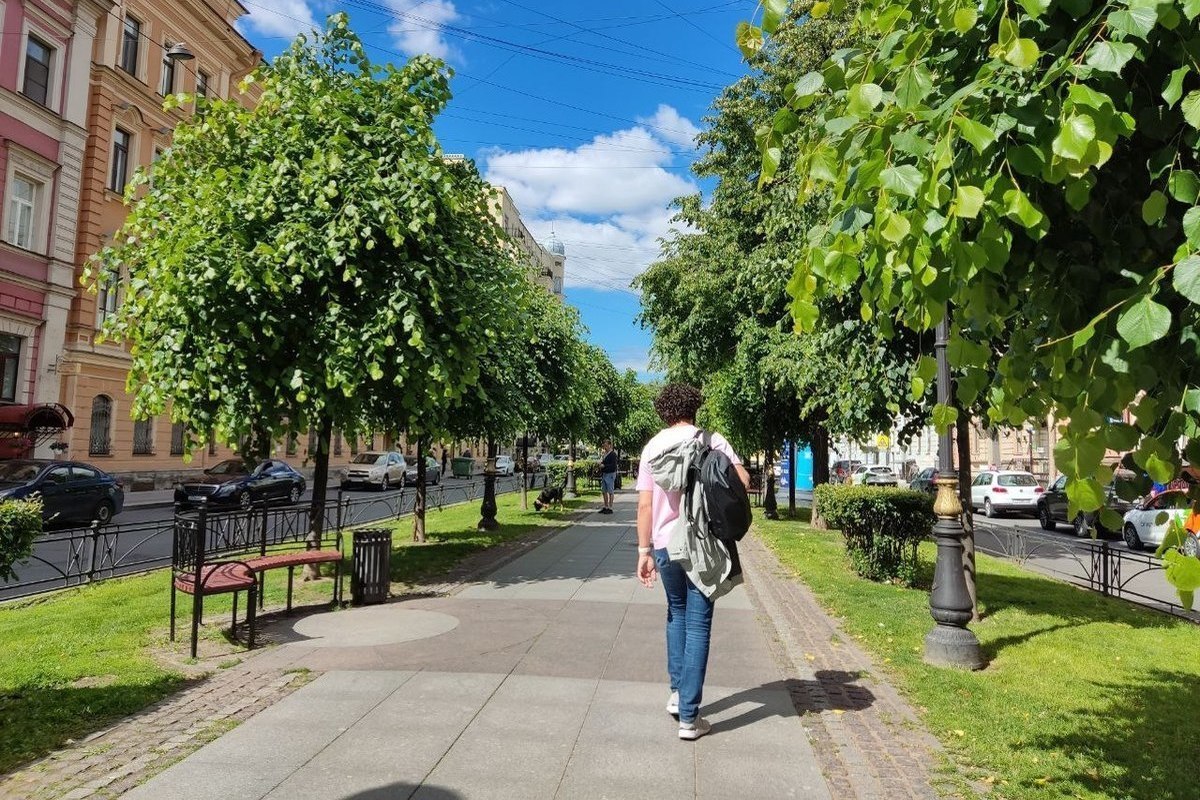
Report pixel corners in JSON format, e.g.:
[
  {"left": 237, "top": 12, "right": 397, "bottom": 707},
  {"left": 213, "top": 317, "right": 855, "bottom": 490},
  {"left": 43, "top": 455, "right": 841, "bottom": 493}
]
[{"left": 86, "top": 521, "right": 101, "bottom": 584}]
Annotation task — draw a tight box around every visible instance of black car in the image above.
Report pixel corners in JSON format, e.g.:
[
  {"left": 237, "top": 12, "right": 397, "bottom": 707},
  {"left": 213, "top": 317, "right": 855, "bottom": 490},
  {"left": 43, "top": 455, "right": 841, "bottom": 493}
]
[
  {"left": 0, "top": 459, "right": 125, "bottom": 526},
  {"left": 175, "top": 458, "right": 306, "bottom": 510},
  {"left": 403, "top": 455, "right": 441, "bottom": 486},
  {"left": 909, "top": 467, "right": 940, "bottom": 494},
  {"left": 1037, "top": 474, "right": 1132, "bottom": 537}
]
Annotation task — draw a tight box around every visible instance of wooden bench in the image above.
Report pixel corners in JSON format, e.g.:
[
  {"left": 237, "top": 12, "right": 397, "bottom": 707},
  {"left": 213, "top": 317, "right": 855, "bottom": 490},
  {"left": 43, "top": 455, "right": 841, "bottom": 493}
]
[{"left": 170, "top": 501, "right": 344, "bottom": 658}]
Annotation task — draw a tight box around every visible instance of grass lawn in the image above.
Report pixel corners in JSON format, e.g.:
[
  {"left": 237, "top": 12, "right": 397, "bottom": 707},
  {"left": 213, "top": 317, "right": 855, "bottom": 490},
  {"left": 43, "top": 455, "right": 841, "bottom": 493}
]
[
  {"left": 0, "top": 488, "right": 589, "bottom": 775},
  {"left": 758, "top": 514, "right": 1200, "bottom": 800}
]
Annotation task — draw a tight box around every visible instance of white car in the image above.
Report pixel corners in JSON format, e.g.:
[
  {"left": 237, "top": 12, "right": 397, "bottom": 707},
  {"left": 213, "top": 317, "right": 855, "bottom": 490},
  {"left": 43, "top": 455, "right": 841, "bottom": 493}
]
[
  {"left": 970, "top": 470, "right": 1043, "bottom": 517},
  {"left": 537, "top": 453, "right": 553, "bottom": 470},
  {"left": 1121, "top": 490, "right": 1190, "bottom": 551},
  {"left": 849, "top": 465, "right": 898, "bottom": 486},
  {"left": 494, "top": 455, "right": 515, "bottom": 476},
  {"left": 340, "top": 451, "right": 406, "bottom": 491}
]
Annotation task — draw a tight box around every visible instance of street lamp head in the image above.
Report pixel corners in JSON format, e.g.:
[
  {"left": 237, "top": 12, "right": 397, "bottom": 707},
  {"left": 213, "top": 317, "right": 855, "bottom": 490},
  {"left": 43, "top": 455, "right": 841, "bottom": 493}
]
[{"left": 166, "top": 42, "right": 195, "bottom": 62}]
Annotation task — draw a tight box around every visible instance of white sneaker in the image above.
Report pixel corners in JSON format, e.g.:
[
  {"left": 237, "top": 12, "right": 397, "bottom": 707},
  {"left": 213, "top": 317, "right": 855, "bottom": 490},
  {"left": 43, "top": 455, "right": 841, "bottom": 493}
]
[
  {"left": 678, "top": 717, "right": 711, "bottom": 741},
  {"left": 666, "top": 691, "right": 679, "bottom": 717}
]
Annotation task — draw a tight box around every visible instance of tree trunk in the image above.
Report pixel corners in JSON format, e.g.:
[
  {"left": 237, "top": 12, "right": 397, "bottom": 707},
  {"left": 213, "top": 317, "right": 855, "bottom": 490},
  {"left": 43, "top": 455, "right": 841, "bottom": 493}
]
[
  {"left": 788, "top": 440, "right": 797, "bottom": 518},
  {"left": 955, "top": 408, "right": 978, "bottom": 621},
  {"left": 413, "top": 436, "right": 427, "bottom": 543},
  {"left": 811, "top": 425, "right": 830, "bottom": 486},
  {"left": 521, "top": 430, "right": 529, "bottom": 511},
  {"left": 305, "top": 414, "right": 333, "bottom": 580}
]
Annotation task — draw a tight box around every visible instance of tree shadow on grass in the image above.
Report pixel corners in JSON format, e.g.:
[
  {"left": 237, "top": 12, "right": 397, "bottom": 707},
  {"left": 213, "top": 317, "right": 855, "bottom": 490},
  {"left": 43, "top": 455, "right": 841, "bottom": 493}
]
[
  {"left": 0, "top": 674, "right": 190, "bottom": 776},
  {"left": 1019, "top": 668, "right": 1200, "bottom": 800}
]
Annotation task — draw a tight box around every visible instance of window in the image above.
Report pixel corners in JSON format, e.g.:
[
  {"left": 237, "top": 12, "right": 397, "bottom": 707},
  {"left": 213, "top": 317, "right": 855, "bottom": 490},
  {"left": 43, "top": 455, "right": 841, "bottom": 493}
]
[
  {"left": 110, "top": 128, "right": 131, "bottom": 193},
  {"left": 170, "top": 422, "right": 185, "bottom": 455},
  {"left": 97, "top": 269, "right": 119, "bottom": 325},
  {"left": 552, "top": 277, "right": 563, "bottom": 294},
  {"left": 159, "top": 45, "right": 176, "bottom": 96},
  {"left": 22, "top": 37, "right": 52, "bottom": 106},
  {"left": 0, "top": 335, "right": 20, "bottom": 402},
  {"left": 45, "top": 466, "right": 70, "bottom": 485},
  {"left": 196, "top": 70, "right": 210, "bottom": 98},
  {"left": 120, "top": 16, "right": 140, "bottom": 75},
  {"left": 71, "top": 466, "right": 98, "bottom": 482},
  {"left": 89, "top": 395, "right": 112, "bottom": 455},
  {"left": 5, "top": 176, "right": 36, "bottom": 250}
]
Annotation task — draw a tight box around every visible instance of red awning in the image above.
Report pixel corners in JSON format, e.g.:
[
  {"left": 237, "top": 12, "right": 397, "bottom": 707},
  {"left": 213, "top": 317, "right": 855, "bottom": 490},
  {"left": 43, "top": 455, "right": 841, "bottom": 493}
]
[{"left": 0, "top": 403, "right": 74, "bottom": 435}]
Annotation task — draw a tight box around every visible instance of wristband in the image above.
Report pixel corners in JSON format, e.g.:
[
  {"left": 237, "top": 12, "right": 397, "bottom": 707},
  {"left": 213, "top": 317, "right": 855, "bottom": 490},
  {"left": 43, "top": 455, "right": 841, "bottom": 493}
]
[{"left": 637, "top": 546, "right": 652, "bottom": 555}]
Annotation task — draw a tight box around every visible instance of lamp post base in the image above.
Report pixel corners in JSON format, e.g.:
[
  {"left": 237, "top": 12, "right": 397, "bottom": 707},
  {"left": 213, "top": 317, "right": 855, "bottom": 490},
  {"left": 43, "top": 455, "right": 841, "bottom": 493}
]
[
  {"left": 923, "top": 624, "right": 984, "bottom": 670},
  {"left": 924, "top": 476, "right": 985, "bottom": 670}
]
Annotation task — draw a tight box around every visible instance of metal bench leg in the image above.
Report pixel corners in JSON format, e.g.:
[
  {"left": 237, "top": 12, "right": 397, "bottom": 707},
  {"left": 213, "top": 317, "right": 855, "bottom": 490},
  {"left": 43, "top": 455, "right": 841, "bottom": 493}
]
[
  {"left": 232, "top": 590, "right": 239, "bottom": 635},
  {"left": 258, "top": 572, "right": 266, "bottom": 610},
  {"left": 169, "top": 579, "right": 177, "bottom": 642},
  {"left": 247, "top": 584, "right": 257, "bottom": 649},
  {"left": 190, "top": 592, "right": 203, "bottom": 660},
  {"left": 286, "top": 566, "right": 295, "bottom": 612}
]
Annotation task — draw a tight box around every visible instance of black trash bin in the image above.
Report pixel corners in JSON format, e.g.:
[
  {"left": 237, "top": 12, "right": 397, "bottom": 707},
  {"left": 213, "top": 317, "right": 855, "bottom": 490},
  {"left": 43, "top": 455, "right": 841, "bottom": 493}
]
[{"left": 351, "top": 528, "right": 393, "bottom": 605}]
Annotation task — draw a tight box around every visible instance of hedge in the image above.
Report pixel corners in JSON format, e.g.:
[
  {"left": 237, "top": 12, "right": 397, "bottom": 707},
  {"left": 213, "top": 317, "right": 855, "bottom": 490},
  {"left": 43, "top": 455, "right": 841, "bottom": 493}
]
[
  {"left": 545, "top": 458, "right": 599, "bottom": 488},
  {"left": 813, "top": 484, "right": 934, "bottom": 585},
  {"left": 0, "top": 498, "right": 44, "bottom": 582}
]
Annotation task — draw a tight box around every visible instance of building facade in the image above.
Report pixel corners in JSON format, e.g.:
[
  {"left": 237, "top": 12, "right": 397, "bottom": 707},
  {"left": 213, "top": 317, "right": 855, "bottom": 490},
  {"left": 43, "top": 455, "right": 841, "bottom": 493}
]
[
  {"left": 0, "top": 0, "right": 110, "bottom": 455},
  {"left": 56, "top": 0, "right": 260, "bottom": 481},
  {"left": 490, "top": 185, "right": 565, "bottom": 296}
]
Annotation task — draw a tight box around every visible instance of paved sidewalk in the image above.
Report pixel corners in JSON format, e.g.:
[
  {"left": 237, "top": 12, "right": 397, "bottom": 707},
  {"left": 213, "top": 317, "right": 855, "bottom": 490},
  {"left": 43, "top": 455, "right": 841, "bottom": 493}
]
[{"left": 118, "top": 493, "right": 944, "bottom": 799}]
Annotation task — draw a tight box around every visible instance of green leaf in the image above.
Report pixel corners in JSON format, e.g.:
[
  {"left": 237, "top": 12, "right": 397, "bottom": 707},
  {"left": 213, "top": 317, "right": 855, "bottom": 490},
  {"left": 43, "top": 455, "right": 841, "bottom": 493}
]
[
  {"left": 772, "top": 108, "right": 800, "bottom": 135},
  {"left": 880, "top": 211, "right": 911, "bottom": 243},
  {"left": 1107, "top": 7, "right": 1157, "bottom": 38},
  {"left": 932, "top": 403, "right": 959, "bottom": 433},
  {"left": 1085, "top": 41, "right": 1138, "bottom": 74},
  {"left": 953, "top": 117, "right": 997, "bottom": 154},
  {"left": 952, "top": 7, "right": 977, "bottom": 32},
  {"left": 1018, "top": 0, "right": 1051, "bottom": 16},
  {"left": 762, "top": 0, "right": 788, "bottom": 32},
  {"left": 1163, "top": 66, "right": 1189, "bottom": 107},
  {"left": 1145, "top": 452, "right": 1177, "bottom": 484},
  {"left": 879, "top": 164, "right": 924, "bottom": 197},
  {"left": 895, "top": 64, "right": 933, "bottom": 110},
  {"left": 1051, "top": 114, "right": 1096, "bottom": 161},
  {"left": 1003, "top": 187, "right": 1044, "bottom": 229},
  {"left": 1185, "top": 0, "right": 1200, "bottom": 21},
  {"left": 848, "top": 82, "right": 884, "bottom": 114},
  {"left": 811, "top": 1, "right": 831, "bottom": 18},
  {"left": 1066, "top": 477, "right": 1105, "bottom": 513},
  {"left": 1184, "top": 207, "right": 1200, "bottom": 246},
  {"left": 1141, "top": 190, "right": 1168, "bottom": 224},
  {"left": 1173, "top": 256, "right": 1200, "bottom": 304},
  {"left": 791, "top": 71, "right": 825, "bottom": 109},
  {"left": 910, "top": 376, "right": 926, "bottom": 401},
  {"left": 1183, "top": 91, "right": 1200, "bottom": 130},
  {"left": 1055, "top": 435, "right": 1106, "bottom": 479},
  {"left": 761, "top": 145, "right": 782, "bottom": 185},
  {"left": 952, "top": 185, "right": 985, "bottom": 218},
  {"left": 736, "top": 21, "right": 764, "bottom": 59},
  {"left": 1005, "top": 38, "right": 1040, "bottom": 69},
  {"left": 1116, "top": 296, "right": 1171, "bottom": 350},
  {"left": 1169, "top": 170, "right": 1200, "bottom": 204}
]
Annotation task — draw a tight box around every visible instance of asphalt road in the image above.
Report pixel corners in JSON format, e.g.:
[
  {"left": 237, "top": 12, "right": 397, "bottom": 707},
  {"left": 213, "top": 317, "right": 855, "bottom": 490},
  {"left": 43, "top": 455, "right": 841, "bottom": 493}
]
[{"left": 2, "top": 473, "right": 539, "bottom": 602}]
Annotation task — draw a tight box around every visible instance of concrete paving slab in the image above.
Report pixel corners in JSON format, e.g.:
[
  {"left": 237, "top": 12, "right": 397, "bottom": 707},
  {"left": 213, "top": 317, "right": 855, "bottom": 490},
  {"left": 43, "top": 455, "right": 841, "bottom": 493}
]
[{"left": 289, "top": 607, "right": 460, "bottom": 648}]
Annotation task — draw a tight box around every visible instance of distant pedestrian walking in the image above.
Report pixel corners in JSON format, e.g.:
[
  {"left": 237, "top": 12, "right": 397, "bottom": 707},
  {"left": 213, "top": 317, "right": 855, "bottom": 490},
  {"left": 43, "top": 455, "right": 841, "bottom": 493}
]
[
  {"left": 636, "top": 383, "right": 749, "bottom": 741},
  {"left": 599, "top": 439, "right": 617, "bottom": 514},
  {"left": 441, "top": 447, "right": 449, "bottom": 477}
]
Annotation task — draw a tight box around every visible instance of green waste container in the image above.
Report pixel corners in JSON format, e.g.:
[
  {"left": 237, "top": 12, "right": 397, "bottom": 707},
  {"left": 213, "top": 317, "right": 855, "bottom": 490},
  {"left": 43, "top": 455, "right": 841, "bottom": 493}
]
[{"left": 451, "top": 457, "right": 474, "bottom": 478}]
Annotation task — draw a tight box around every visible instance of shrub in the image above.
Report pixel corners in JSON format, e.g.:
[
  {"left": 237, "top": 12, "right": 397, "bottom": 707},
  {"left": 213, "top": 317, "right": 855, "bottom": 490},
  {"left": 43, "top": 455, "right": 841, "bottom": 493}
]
[
  {"left": 813, "top": 484, "right": 934, "bottom": 585},
  {"left": 545, "top": 458, "right": 599, "bottom": 488},
  {"left": 0, "top": 498, "right": 44, "bottom": 582}
]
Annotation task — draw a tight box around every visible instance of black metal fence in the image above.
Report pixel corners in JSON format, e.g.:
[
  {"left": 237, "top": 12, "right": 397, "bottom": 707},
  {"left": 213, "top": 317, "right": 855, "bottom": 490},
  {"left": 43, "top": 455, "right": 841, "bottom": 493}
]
[
  {"left": 975, "top": 525, "right": 1200, "bottom": 622},
  {"left": 1, "top": 474, "right": 542, "bottom": 602}
]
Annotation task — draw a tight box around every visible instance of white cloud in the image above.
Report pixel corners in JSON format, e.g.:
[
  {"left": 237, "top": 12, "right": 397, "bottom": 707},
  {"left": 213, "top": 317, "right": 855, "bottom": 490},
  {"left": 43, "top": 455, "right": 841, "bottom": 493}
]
[
  {"left": 239, "top": 0, "right": 319, "bottom": 41},
  {"left": 482, "top": 107, "right": 701, "bottom": 293},
  {"left": 385, "top": 0, "right": 460, "bottom": 60},
  {"left": 637, "top": 104, "right": 702, "bottom": 149}
]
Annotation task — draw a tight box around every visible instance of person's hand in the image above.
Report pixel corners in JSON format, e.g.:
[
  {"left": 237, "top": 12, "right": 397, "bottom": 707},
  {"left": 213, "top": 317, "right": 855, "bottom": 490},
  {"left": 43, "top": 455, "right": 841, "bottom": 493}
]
[{"left": 637, "top": 552, "right": 657, "bottom": 588}]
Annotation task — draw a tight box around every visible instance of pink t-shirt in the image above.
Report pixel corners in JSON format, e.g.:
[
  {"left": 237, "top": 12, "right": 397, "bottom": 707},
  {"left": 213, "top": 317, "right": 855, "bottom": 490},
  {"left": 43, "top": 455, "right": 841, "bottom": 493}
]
[{"left": 636, "top": 425, "right": 742, "bottom": 549}]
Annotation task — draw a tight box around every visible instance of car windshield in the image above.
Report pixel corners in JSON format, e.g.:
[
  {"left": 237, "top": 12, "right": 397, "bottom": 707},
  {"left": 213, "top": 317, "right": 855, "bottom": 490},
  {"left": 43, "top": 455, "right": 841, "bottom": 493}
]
[
  {"left": 0, "top": 461, "right": 42, "bottom": 482},
  {"left": 206, "top": 460, "right": 248, "bottom": 476},
  {"left": 351, "top": 453, "right": 386, "bottom": 465},
  {"left": 998, "top": 473, "right": 1038, "bottom": 487}
]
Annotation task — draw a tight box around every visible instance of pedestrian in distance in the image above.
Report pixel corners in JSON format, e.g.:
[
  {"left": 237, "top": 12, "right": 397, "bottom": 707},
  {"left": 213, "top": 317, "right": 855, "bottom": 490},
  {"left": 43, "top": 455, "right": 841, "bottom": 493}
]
[
  {"left": 636, "top": 383, "right": 750, "bottom": 741},
  {"left": 599, "top": 439, "right": 618, "bottom": 514},
  {"left": 441, "top": 447, "right": 449, "bottom": 478}
]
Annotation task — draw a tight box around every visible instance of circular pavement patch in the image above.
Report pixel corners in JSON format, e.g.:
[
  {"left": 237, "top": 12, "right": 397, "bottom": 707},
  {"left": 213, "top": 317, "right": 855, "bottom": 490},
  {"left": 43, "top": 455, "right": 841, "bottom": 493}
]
[{"left": 290, "top": 606, "right": 459, "bottom": 648}]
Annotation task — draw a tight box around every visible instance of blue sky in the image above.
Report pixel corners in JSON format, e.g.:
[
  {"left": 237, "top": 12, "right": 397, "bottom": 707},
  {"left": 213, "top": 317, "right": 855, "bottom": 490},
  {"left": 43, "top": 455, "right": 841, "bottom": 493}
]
[{"left": 234, "top": 1, "right": 751, "bottom": 379}]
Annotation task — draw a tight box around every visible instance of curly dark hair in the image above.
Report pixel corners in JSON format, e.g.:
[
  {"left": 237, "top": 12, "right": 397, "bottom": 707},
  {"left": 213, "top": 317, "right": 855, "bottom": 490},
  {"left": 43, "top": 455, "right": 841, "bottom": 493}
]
[{"left": 654, "top": 383, "right": 703, "bottom": 425}]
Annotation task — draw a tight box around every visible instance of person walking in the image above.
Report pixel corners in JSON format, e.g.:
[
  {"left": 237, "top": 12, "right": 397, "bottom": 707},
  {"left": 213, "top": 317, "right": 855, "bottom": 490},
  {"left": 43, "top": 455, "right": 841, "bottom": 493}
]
[
  {"left": 441, "top": 447, "right": 450, "bottom": 478},
  {"left": 599, "top": 439, "right": 618, "bottom": 514},
  {"left": 635, "top": 383, "right": 749, "bottom": 741}
]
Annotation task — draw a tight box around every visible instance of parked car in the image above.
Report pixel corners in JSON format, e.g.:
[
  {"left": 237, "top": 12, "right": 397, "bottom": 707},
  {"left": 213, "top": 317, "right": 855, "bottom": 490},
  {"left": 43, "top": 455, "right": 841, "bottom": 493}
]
[
  {"left": 554, "top": 453, "right": 571, "bottom": 462},
  {"left": 340, "top": 451, "right": 406, "bottom": 491},
  {"left": 849, "top": 465, "right": 899, "bottom": 486},
  {"left": 970, "top": 470, "right": 1043, "bottom": 517},
  {"left": 1037, "top": 474, "right": 1133, "bottom": 537},
  {"left": 0, "top": 459, "right": 124, "bottom": 527},
  {"left": 908, "top": 467, "right": 940, "bottom": 494},
  {"left": 402, "top": 455, "right": 441, "bottom": 486},
  {"left": 175, "top": 458, "right": 306, "bottom": 509},
  {"left": 831, "top": 459, "right": 863, "bottom": 484},
  {"left": 495, "top": 455, "right": 515, "bottom": 476},
  {"left": 1121, "top": 490, "right": 1191, "bottom": 550}
]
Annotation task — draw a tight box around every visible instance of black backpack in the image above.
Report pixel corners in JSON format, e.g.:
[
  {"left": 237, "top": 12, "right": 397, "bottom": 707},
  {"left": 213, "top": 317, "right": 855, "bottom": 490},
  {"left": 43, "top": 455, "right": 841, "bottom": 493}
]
[{"left": 689, "top": 431, "right": 752, "bottom": 543}]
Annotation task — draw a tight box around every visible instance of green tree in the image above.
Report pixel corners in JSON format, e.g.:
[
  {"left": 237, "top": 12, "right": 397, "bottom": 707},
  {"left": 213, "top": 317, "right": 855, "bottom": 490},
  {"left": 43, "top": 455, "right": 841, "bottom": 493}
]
[
  {"left": 748, "top": 0, "right": 1200, "bottom": 604},
  {"left": 87, "top": 15, "right": 522, "bottom": 542},
  {"left": 613, "top": 373, "right": 660, "bottom": 456}
]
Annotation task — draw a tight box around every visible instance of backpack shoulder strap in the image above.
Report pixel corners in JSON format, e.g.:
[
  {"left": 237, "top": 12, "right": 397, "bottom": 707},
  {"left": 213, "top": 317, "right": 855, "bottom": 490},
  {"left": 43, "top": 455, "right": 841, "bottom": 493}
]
[{"left": 700, "top": 430, "right": 713, "bottom": 449}]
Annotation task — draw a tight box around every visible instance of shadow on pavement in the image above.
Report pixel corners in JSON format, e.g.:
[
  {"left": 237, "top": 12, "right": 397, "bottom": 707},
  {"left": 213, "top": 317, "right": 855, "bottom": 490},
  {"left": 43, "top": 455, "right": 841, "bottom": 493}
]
[
  {"left": 339, "top": 784, "right": 462, "bottom": 799},
  {"left": 705, "top": 673, "right": 876, "bottom": 733}
]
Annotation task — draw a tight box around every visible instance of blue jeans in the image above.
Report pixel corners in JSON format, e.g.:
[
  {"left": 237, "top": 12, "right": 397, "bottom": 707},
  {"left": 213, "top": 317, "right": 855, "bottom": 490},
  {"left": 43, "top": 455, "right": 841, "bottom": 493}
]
[
  {"left": 601, "top": 472, "right": 616, "bottom": 493},
  {"left": 654, "top": 548, "right": 714, "bottom": 723}
]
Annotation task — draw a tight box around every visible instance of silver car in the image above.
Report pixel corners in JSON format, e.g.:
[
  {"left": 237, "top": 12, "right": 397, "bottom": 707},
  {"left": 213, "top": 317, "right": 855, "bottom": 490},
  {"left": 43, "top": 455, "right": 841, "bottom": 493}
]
[{"left": 340, "top": 451, "right": 406, "bottom": 491}]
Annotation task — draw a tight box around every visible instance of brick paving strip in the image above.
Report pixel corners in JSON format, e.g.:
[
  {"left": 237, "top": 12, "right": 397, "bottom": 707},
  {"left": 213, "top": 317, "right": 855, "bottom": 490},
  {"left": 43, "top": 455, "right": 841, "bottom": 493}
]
[
  {"left": 738, "top": 532, "right": 952, "bottom": 799},
  {"left": 0, "top": 503, "right": 595, "bottom": 800}
]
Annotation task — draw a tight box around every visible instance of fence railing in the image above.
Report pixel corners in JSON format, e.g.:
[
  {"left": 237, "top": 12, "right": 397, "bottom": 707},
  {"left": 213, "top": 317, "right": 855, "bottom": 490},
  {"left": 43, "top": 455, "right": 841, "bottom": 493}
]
[
  {"left": 1, "top": 474, "right": 540, "bottom": 602},
  {"left": 975, "top": 525, "right": 1199, "bottom": 622}
]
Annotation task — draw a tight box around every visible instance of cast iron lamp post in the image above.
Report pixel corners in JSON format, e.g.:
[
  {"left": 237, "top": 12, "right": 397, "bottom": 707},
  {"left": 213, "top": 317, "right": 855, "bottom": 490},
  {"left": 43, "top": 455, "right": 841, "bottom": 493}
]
[
  {"left": 565, "top": 440, "right": 578, "bottom": 498},
  {"left": 924, "top": 311, "right": 984, "bottom": 669},
  {"left": 763, "top": 451, "right": 779, "bottom": 520},
  {"left": 478, "top": 437, "right": 498, "bottom": 530}
]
